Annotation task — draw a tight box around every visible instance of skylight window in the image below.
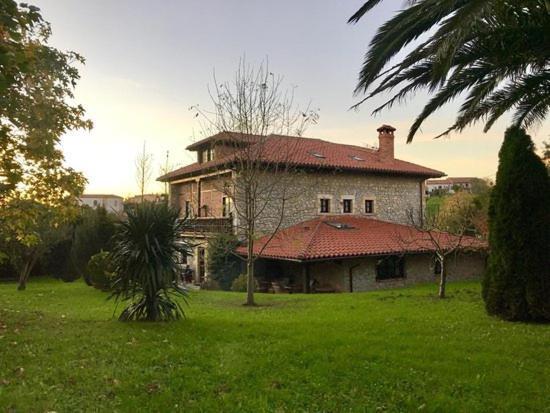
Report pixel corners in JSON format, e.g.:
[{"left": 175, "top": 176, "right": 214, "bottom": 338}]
[
  {"left": 325, "top": 222, "right": 354, "bottom": 230},
  {"left": 350, "top": 155, "right": 365, "bottom": 161},
  {"left": 308, "top": 151, "right": 325, "bottom": 159}
]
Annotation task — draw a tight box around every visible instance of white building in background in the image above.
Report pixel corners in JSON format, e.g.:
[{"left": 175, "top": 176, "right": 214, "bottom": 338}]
[
  {"left": 79, "top": 194, "right": 124, "bottom": 214},
  {"left": 426, "top": 177, "right": 477, "bottom": 194}
]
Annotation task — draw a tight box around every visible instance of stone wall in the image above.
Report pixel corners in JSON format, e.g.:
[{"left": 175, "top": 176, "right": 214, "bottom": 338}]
[
  {"left": 267, "top": 251, "right": 486, "bottom": 293},
  {"left": 235, "top": 170, "right": 425, "bottom": 234}
]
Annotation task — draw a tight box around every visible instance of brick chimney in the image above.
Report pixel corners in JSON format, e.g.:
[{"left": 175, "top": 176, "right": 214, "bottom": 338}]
[{"left": 377, "top": 124, "right": 396, "bottom": 162}]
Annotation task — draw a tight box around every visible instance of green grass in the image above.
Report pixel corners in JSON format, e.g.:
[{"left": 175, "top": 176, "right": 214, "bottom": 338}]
[{"left": 0, "top": 279, "right": 548, "bottom": 412}]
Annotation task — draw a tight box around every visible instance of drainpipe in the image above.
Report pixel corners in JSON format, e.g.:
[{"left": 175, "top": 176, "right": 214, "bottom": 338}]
[
  {"left": 348, "top": 263, "right": 360, "bottom": 293},
  {"left": 419, "top": 181, "right": 424, "bottom": 226}
]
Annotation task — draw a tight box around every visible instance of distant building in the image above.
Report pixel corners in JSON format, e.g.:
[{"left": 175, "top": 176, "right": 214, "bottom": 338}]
[
  {"left": 426, "top": 177, "right": 478, "bottom": 194},
  {"left": 125, "top": 193, "right": 167, "bottom": 204},
  {"left": 79, "top": 194, "right": 124, "bottom": 214}
]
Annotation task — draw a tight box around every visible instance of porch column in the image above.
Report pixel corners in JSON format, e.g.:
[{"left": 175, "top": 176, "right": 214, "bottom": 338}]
[{"left": 303, "top": 263, "right": 311, "bottom": 293}]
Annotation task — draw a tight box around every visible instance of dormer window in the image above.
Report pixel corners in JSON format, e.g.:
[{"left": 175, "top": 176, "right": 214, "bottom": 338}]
[
  {"left": 198, "top": 147, "right": 215, "bottom": 163},
  {"left": 205, "top": 147, "right": 214, "bottom": 162}
]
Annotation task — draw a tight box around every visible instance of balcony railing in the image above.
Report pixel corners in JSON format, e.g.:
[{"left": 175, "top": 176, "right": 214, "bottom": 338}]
[{"left": 180, "top": 217, "right": 233, "bottom": 234}]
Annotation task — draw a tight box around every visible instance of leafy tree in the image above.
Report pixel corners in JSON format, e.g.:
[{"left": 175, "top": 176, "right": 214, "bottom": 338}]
[
  {"left": 0, "top": 1, "right": 92, "bottom": 198},
  {"left": 0, "top": 199, "right": 80, "bottom": 290},
  {"left": 109, "top": 203, "right": 189, "bottom": 321},
  {"left": 207, "top": 233, "right": 240, "bottom": 290},
  {"left": 348, "top": 1, "right": 550, "bottom": 141},
  {"left": 0, "top": 1, "right": 91, "bottom": 270},
  {"left": 438, "top": 188, "right": 491, "bottom": 239},
  {"left": 483, "top": 127, "right": 550, "bottom": 321}
]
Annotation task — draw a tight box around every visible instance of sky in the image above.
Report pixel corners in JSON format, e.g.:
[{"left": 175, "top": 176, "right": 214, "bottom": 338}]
[{"left": 35, "top": 0, "right": 550, "bottom": 197}]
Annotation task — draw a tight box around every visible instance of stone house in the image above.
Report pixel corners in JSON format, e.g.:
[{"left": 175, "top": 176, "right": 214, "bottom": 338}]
[{"left": 158, "top": 125, "right": 487, "bottom": 291}]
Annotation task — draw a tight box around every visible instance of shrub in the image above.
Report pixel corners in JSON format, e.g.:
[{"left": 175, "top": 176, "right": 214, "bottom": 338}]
[
  {"left": 201, "top": 278, "right": 221, "bottom": 290},
  {"left": 109, "top": 203, "right": 190, "bottom": 321},
  {"left": 482, "top": 127, "right": 550, "bottom": 321},
  {"left": 72, "top": 206, "right": 116, "bottom": 285},
  {"left": 231, "top": 274, "right": 258, "bottom": 292},
  {"left": 87, "top": 251, "right": 115, "bottom": 291},
  {"left": 206, "top": 233, "right": 240, "bottom": 290}
]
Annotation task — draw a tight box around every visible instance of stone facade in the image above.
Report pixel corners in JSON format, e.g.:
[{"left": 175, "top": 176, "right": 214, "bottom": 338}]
[{"left": 233, "top": 169, "right": 426, "bottom": 234}]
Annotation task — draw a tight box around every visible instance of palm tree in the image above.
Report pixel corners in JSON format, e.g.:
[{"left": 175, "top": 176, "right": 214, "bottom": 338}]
[
  {"left": 110, "top": 203, "right": 189, "bottom": 321},
  {"left": 349, "top": 0, "right": 550, "bottom": 142}
]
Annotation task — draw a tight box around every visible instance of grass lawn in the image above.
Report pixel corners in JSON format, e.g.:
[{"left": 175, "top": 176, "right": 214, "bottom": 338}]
[{"left": 0, "top": 279, "right": 548, "bottom": 412}]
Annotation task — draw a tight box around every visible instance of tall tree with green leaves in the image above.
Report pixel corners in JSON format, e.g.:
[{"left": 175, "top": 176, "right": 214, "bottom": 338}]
[
  {"left": 482, "top": 127, "right": 550, "bottom": 321},
  {"left": 0, "top": 1, "right": 92, "bottom": 199},
  {"left": 1, "top": 1, "right": 91, "bottom": 271},
  {"left": 348, "top": 1, "right": 550, "bottom": 141}
]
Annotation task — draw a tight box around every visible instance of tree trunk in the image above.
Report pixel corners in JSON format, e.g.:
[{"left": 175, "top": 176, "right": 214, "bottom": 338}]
[
  {"left": 438, "top": 257, "right": 447, "bottom": 299},
  {"left": 245, "top": 238, "right": 255, "bottom": 306},
  {"left": 17, "top": 261, "right": 32, "bottom": 291}
]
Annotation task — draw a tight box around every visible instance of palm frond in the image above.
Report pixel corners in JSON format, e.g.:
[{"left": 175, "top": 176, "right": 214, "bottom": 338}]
[{"left": 350, "top": 0, "right": 550, "bottom": 141}]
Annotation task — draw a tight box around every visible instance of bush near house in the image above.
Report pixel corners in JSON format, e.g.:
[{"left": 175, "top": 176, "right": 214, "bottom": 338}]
[
  {"left": 231, "top": 273, "right": 258, "bottom": 292},
  {"left": 207, "top": 233, "right": 240, "bottom": 290}
]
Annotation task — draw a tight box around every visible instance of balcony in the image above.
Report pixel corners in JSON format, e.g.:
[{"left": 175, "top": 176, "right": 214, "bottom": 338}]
[{"left": 180, "top": 217, "right": 233, "bottom": 235}]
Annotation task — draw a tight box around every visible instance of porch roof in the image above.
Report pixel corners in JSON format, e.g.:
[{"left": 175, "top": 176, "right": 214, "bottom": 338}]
[{"left": 235, "top": 216, "right": 486, "bottom": 261}]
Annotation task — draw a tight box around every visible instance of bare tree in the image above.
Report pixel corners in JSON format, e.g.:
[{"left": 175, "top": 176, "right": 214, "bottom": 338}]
[
  {"left": 158, "top": 150, "right": 173, "bottom": 199},
  {"left": 402, "top": 196, "right": 482, "bottom": 298},
  {"left": 194, "top": 59, "right": 318, "bottom": 305},
  {"left": 135, "top": 141, "right": 153, "bottom": 202}
]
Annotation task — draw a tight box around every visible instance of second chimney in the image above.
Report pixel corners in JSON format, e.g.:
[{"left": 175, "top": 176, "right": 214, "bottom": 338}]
[{"left": 377, "top": 124, "right": 396, "bottom": 162}]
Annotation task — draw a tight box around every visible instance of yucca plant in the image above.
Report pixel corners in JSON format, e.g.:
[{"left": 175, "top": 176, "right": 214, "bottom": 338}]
[{"left": 109, "top": 203, "right": 188, "bottom": 321}]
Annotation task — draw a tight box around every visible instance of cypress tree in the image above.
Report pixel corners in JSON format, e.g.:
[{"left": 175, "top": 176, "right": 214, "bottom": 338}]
[{"left": 482, "top": 126, "right": 550, "bottom": 321}]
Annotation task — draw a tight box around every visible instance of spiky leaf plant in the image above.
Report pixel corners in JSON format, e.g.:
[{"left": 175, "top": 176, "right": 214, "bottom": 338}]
[{"left": 110, "top": 203, "right": 188, "bottom": 321}]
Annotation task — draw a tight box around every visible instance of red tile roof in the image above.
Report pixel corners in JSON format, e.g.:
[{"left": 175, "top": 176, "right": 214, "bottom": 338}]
[
  {"left": 235, "top": 216, "right": 486, "bottom": 261},
  {"left": 159, "top": 133, "right": 444, "bottom": 181}
]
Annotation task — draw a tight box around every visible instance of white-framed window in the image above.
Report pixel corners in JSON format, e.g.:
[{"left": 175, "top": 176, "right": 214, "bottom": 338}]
[
  {"left": 341, "top": 195, "right": 354, "bottom": 214},
  {"left": 317, "top": 195, "right": 333, "bottom": 214}
]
